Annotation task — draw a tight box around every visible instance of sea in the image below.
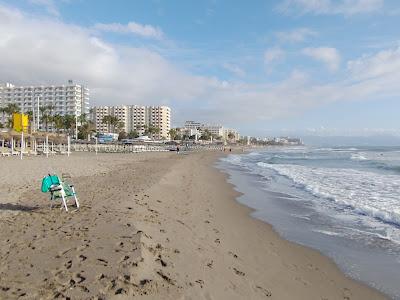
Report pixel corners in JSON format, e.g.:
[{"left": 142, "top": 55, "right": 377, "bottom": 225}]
[{"left": 218, "top": 146, "right": 400, "bottom": 299}]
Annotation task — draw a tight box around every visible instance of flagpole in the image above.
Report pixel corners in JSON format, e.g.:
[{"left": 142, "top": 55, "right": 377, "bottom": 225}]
[{"left": 37, "top": 96, "right": 40, "bottom": 131}]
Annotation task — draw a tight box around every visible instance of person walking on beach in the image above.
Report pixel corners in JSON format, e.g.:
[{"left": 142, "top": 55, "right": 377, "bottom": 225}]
[{"left": 176, "top": 146, "right": 180, "bottom": 154}]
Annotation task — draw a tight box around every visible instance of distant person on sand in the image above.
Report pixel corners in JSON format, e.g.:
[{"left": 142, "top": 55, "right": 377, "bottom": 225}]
[
  {"left": 176, "top": 146, "right": 180, "bottom": 154},
  {"left": 229, "top": 148, "right": 232, "bottom": 152}
]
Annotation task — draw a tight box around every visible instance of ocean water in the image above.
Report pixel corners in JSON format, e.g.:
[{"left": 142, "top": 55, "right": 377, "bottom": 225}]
[{"left": 218, "top": 146, "right": 400, "bottom": 299}]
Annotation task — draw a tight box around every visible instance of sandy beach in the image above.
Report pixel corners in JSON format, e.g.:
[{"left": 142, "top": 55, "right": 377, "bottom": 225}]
[{"left": 0, "top": 151, "right": 387, "bottom": 299}]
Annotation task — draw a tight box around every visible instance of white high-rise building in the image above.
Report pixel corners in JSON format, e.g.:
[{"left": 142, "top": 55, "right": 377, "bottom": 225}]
[
  {"left": 202, "top": 124, "right": 225, "bottom": 137},
  {"left": 184, "top": 120, "right": 202, "bottom": 130},
  {"left": 182, "top": 120, "right": 240, "bottom": 142},
  {"left": 0, "top": 81, "right": 89, "bottom": 129},
  {"left": 92, "top": 105, "right": 171, "bottom": 140}
]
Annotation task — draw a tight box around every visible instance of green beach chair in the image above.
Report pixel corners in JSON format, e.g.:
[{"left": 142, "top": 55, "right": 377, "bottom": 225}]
[{"left": 41, "top": 173, "right": 80, "bottom": 212}]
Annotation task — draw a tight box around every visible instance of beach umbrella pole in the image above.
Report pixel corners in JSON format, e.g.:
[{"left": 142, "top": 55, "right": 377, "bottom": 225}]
[
  {"left": 46, "top": 135, "right": 49, "bottom": 158},
  {"left": 67, "top": 136, "right": 70, "bottom": 157},
  {"left": 20, "top": 132, "right": 24, "bottom": 160}
]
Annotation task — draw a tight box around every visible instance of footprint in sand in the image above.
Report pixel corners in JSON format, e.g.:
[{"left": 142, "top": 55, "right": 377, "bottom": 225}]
[
  {"left": 114, "top": 288, "right": 126, "bottom": 295},
  {"left": 195, "top": 279, "right": 204, "bottom": 288},
  {"left": 294, "top": 276, "right": 309, "bottom": 286},
  {"left": 233, "top": 267, "right": 245, "bottom": 276},
  {"left": 64, "top": 260, "right": 72, "bottom": 269},
  {"left": 78, "top": 254, "right": 87, "bottom": 262},
  {"left": 156, "top": 255, "right": 167, "bottom": 267},
  {"left": 77, "top": 243, "right": 90, "bottom": 251},
  {"left": 255, "top": 285, "right": 272, "bottom": 297},
  {"left": 157, "top": 271, "right": 175, "bottom": 285},
  {"left": 228, "top": 251, "right": 239, "bottom": 259},
  {"left": 73, "top": 272, "right": 86, "bottom": 283},
  {"left": 79, "top": 285, "right": 90, "bottom": 293},
  {"left": 122, "top": 274, "right": 131, "bottom": 283},
  {"left": 97, "top": 258, "right": 108, "bottom": 266},
  {"left": 119, "top": 255, "right": 130, "bottom": 265}
]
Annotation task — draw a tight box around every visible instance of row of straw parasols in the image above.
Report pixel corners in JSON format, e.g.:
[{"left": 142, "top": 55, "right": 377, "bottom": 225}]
[{"left": 0, "top": 130, "right": 68, "bottom": 144}]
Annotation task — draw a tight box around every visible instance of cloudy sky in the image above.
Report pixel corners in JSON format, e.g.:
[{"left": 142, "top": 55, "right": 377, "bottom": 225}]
[{"left": 0, "top": 0, "right": 399, "bottom": 137}]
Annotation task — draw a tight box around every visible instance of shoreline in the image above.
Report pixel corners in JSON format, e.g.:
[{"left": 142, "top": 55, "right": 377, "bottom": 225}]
[
  {"left": 0, "top": 151, "right": 387, "bottom": 299},
  {"left": 216, "top": 151, "right": 390, "bottom": 299}
]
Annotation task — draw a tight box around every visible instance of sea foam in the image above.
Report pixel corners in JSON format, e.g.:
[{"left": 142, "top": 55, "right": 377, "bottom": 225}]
[{"left": 256, "top": 162, "right": 400, "bottom": 227}]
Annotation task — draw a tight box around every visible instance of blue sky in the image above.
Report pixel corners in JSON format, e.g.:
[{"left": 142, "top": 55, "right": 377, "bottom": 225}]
[{"left": 1, "top": 0, "right": 400, "bottom": 137}]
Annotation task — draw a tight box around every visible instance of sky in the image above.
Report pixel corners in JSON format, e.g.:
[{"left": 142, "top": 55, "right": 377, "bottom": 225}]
[{"left": 0, "top": 0, "right": 399, "bottom": 137}]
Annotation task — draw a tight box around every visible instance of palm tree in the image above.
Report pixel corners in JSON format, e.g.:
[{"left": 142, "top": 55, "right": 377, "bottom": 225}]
[
  {"left": 78, "top": 120, "right": 96, "bottom": 140},
  {"left": 144, "top": 125, "right": 161, "bottom": 139},
  {"left": 102, "top": 115, "right": 119, "bottom": 133},
  {"left": 78, "top": 113, "right": 88, "bottom": 125},
  {"left": 0, "top": 106, "right": 7, "bottom": 126},
  {"left": 39, "top": 104, "right": 55, "bottom": 131},
  {"left": 200, "top": 129, "right": 212, "bottom": 141},
  {"left": 128, "top": 130, "right": 139, "bottom": 139},
  {"left": 4, "top": 103, "right": 20, "bottom": 128},
  {"left": 168, "top": 128, "right": 177, "bottom": 140},
  {"left": 228, "top": 132, "right": 235, "bottom": 140},
  {"left": 53, "top": 114, "right": 65, "bottom": 133},
  {"left": 63, "top": 114, "right": 76, "bottom": 135},
  {"left": 116, "top": 121, "right": 125, "bottom": 133}
]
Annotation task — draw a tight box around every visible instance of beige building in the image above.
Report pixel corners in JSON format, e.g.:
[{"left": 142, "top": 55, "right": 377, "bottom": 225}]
[
  {"left": 223, "top": 128, "right": 240, "bottom": 142},
  {"left": 92, "top": 105, "right": 171, "bottom": 140}
]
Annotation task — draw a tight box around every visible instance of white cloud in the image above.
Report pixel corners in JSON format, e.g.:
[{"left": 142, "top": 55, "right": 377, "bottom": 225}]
[
  {"left": 0, "top": 4, "right": 399, "bottom": 129},
  {"left": 276, "top": 28, "right": 317, "bottom": 43},
  {"left": 0, "top": 4, "right": 206, "bottom": 106},
  {"left": 94, "top": 22, "right": 164, "bottom": 40},
  {"left": 222, "top": 63, "right": 246, "bottom": 77},
  {"left": 347, "top": 46, "right": 400, "bottom": 80},
  {"left": 277, "top": 0, "right": 384, "bottom": 16},
  {"left": 264, "top": 47, "right": 285, "bottom": 64},
  {"left": 302, "top": 47, "right": 341, "bottom": 71},
  {"left": 29, "top": 0, "right": 59, "bottom": 16}
]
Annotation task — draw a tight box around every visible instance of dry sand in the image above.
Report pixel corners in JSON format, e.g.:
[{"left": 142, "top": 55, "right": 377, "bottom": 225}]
[{"left": 0, "top": 151, "right": 387, "bottom": 299}]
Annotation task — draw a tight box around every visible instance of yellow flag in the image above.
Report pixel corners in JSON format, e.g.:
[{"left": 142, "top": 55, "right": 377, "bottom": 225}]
[{"left": 13, "top": 113, "right": 29, "bottom": 133}]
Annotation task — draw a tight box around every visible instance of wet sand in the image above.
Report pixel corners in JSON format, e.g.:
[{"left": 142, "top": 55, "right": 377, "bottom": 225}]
[{"left": 0, "top": 151, "right": 387, "bottom": 299}]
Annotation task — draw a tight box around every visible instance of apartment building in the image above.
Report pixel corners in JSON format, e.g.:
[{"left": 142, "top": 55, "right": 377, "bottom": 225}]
[
  {"left": 93, "top": 106, "right": 112, "bottom": 133},
  {"left": 202, "top": 124, "right": 225, "bottom": 137},
  {"left": 147, "top": 106, "right": 171, "bottom": 139},
  {"left": 183, "top": 121, "right": 224, "bottom": 137},
  {"left": 184, "top": 120, "right": 202, "bottom": 130},
  {"left": 92, "top": 105, "right": 171, "bottom": 140},
  {"left": 0, "top": 80, "right": 89, "bottom": 129},
  {"left": 223, "top": 128, "right": 240, "bottom": 141},
  {"left": 183, "top": 120, "right": 240, "bottom": 141}
]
